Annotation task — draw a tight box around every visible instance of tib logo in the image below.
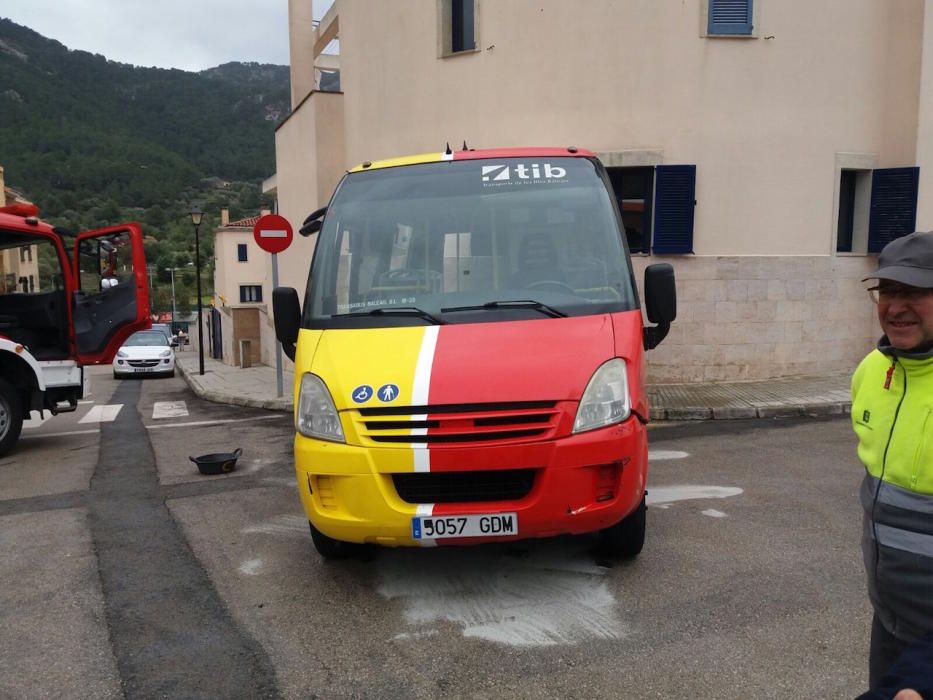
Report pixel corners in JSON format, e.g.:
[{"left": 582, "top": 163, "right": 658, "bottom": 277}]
[{"left": 481, "top": 163, "right": 567, "bottom": 182}]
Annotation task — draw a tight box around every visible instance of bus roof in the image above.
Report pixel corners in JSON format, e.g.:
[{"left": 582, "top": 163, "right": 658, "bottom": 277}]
[{"left": 348, "top": 146, "right": 596, "bottom": 173}]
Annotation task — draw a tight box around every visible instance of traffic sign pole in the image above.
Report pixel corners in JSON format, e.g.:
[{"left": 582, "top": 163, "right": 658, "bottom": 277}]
[
  {"left": 253, "top": 214, "right": 294, "bottom": 400},
  {"left": 272, "top": 252, "right": 283, "bottom": 398}
]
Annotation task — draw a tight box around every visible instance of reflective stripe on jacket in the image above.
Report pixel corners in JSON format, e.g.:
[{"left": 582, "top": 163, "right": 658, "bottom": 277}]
[{"left": 852, "top": 345, "right": 933, "bottom": 643}]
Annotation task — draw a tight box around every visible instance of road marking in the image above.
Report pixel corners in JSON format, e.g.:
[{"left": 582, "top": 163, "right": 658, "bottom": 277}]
[
  {"left": 647, "top": 485, "right": 743, "bottom": 508},
  {"left": 379, "top": 542, "right": 623, "bottom": 647},
  {"left": 79, "top": 404, "right": 123, "bottom": 424},
  {"left": 78, "top": 400, "right": 94, "bottom": 405},
  {"left": 23, "top": 411, "right": 51, "bottom": 430},
  {"left": 152, "top": 401, "right": 189, "bottom": 419},
  {"left": 21, "top": 429, "right": 100, "bottom": 440},
  {"left": 648, "top": 450, "right": 689, "bottom": 461},
  {"left": 702, "top": 509, "right": 728, "bottom": 518},
  {"left": 145, "top": 415, "right": 284, "bottom": 430}
]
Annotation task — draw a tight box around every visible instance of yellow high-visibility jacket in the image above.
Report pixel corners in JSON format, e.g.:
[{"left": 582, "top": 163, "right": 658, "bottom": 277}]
[{"left": 852, "top": 342, "right": 933, "bottom": 642}]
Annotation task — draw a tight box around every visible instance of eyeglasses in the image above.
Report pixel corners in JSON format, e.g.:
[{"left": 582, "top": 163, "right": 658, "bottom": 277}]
[{"left": 867, "top": 285, "right": 933, "bottom": 304}]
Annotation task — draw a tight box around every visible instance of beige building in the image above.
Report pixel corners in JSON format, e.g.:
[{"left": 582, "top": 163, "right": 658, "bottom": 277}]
[
  {"left": 0, "top": 164, "right": 40, "bottom": 294},
  {"left": 266, "top": 0, "right": 933, "bottom": 383},
  {"left": 212, "top": 209, "right": 272, "bottom": 367}
]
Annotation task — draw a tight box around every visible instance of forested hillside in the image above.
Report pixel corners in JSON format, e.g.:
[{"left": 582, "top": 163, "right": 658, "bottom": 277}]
[{"left": 0, "top": 17, "right": 290, "bottom": 312}]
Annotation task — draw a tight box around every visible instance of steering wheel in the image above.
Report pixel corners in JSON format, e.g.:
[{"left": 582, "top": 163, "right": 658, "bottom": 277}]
[{"left": 527, "top": 280, "right": 576, "bottom": 295}]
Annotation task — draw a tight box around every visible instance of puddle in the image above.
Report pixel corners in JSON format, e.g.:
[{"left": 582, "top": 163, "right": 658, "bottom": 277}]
[
  {"left": 377, "top": 542, "right": 624, "bottom": 647},
  {"left": 648, "top": 450, "right": 690, "bottom": 461},
  {"left": 646, "top": 485, "right": 743, "bottom": 507},
  {"left": 238, "top": 558, "right": 264, "bottom": 575},
  {"left": 242, "top": 514, "right": 308, "bottom": 538}
]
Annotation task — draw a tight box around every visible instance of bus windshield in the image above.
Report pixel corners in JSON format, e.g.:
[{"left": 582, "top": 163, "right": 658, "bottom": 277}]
[{"left": 306, "top": 157, "right": 637, "bottom": 327}]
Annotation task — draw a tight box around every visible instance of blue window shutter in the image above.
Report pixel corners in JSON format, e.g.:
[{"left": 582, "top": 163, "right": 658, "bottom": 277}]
[
  {"left": 652, "top": 165, "right": 696, "bottom": 254},
  {"left": 868, "top": 167, "right": 919, "bottom": 253},
  {"left": 708, "top": 0, "right": 753, "bottom": 35}
]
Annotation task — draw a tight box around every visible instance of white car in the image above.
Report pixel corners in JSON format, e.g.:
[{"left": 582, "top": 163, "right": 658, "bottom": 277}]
[{"left": 112, "top": 330, "right": 176, "bottom": 378}]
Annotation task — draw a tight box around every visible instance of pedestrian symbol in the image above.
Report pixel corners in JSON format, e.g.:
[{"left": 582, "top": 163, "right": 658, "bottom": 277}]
[
  {"left": 352, "top": 385, "right": 373, "bottom": 403},
  {"left": 378, "top": 384, "right": 399, "bottom": 403}
]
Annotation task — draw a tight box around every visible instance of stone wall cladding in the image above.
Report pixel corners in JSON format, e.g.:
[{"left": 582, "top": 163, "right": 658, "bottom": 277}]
[{"left": 630, "top": 255, "right": 879, "bottom": 383}]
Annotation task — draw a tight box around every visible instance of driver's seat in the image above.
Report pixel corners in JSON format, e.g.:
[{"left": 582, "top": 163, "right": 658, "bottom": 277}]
[{"left": 510, "top": 233, "right": 564, "bottom": 289}]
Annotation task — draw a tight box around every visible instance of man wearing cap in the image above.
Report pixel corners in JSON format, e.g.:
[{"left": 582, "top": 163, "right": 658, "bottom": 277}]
[{"left": 851, "top": 231, "right": 933, "bottom": 687}]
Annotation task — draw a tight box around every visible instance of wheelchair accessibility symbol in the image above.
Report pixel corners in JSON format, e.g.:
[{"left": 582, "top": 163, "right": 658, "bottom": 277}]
[
  {"left": 351, "top": 385, "right": 373, "bottom": 403},
  {"left": 377, "top": 384, "right": 399, "bottom": 402}
]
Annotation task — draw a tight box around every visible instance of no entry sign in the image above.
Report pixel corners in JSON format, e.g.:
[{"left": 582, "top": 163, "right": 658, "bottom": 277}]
[{"left": 253, "top": 214, "right": 293, "bottom": 255}]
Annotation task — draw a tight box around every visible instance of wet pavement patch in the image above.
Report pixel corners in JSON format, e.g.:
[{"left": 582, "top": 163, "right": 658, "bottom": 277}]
[{"left": 88, "top": 380, "right": 280, "bottom": 698}]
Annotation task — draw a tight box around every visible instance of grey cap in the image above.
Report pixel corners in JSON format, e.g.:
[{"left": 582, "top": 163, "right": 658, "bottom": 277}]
[{"left": 863, "top": 231, "right": 933, "bottom": 288}]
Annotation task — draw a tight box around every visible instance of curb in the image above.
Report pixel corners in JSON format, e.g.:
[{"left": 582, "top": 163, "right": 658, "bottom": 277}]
[
  {"left": 655, "top": 401, "right": 850, "bottom": 421},
  {"left": 176, "top": 361, "right": 292, "bottom": 412}
]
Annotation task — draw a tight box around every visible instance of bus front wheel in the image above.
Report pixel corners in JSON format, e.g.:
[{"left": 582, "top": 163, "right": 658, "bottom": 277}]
[
  {"left": 309, "top": 521, "right": 362, "bottom": 560},
  {"left": 599, "top": 494, "right": 646, "bottom": 559}
]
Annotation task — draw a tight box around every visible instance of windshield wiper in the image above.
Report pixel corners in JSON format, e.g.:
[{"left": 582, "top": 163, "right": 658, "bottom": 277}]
[
  {"left": 440, "top": 300, "right": 567, "bottom": 318},
  {"left": 332, "top": 306, "right": 446, "bottom": 325}
]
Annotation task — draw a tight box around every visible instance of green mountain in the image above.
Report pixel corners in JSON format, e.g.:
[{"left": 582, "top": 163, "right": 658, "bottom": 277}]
[{"left": 0, "top": 17, "right": 291, "bottom": 309}]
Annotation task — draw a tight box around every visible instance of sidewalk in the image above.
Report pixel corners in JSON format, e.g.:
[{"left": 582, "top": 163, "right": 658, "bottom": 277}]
[
  {"left": 177, "top": 354, "right": 852, "bottom": 421},
  {"left": 176, "top": 354, "right": 293, "bottom": 411}
]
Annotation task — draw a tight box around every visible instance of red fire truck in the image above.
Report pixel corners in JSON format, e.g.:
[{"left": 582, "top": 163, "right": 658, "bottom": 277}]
[{"left": 0, "top": 203, "right": 150, "bottom": 455}]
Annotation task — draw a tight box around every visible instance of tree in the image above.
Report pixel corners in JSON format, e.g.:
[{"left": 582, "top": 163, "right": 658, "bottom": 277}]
[
  {"left": 174, "top": 283, "right": 193, "bottom": 315},
  {"left": 149, "top": 285, "right": 173, "bottom": 315}
]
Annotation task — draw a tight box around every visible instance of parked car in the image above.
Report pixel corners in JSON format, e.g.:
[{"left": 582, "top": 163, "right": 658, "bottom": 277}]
[
  {"left": 150, "top": 323, "right": 176, "bottom": 346},
  {"left": 112, "top": 330, "right": 175, "bottom": 378}
]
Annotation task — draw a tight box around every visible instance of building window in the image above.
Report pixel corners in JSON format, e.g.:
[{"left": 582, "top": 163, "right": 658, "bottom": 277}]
[
  {"left": 19, "top": 246, "right": 32, "bottom": 263},
  {"left": 707, "top": 0, "right": 754, "bottom": 36},
  {"left": 240, "top": 285, "right": 262, "bottom": 303},
  {"left": 451, "top": 0, "right": 475, "bottom": 52},
  {"left": 835, "top": 166, "right": 918, "bottom": 254},
  {"left": 606, "top": 165, "right": 696, "bottom": 254},
  {"left": 439, "top": 0, "right": 477, "bottom": 56},
  {"left": 836, "top": 169, "right": 870, "bottom": 253},
  {"left": 237, "top": 243, "right": 248, "bottom": 262},
  {"left": 607, "top": 167, "right": 654, "bottom": 255}
]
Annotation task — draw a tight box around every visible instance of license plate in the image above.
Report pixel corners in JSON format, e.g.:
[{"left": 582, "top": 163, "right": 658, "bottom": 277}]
[{"left": 412, "top": 513, "right": 518, "bottom": 539}]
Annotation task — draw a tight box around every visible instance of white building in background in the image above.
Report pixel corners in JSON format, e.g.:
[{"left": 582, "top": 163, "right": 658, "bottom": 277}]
[
  {"left": 262, "top": 0, "right": 933, "bottom": 383},
  {"left": 212, "top": 209, "right": 272, "bottom": 367}
]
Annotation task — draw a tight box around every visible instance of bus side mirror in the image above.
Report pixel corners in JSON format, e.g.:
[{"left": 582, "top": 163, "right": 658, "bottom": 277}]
[
  {"left": 643, "top": 264, "right": 676, "bottom": 350},
  {"left": 300, "top": 206, "right": 327, "bottom": 236},
  {"left": 273, "top": 287, "right": 301, "bottom": 361}
]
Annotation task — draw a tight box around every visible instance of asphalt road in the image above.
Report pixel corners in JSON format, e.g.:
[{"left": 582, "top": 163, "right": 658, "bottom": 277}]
[{"left": 0, "top": 367, "right": 872, "bottom": 699}]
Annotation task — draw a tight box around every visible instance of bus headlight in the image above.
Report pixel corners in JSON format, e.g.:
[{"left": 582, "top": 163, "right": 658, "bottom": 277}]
[
  {"left": 573, "top": 359, "right": 631, "bottom": 433},
  {"left": 297, "top": 373, "right": 345, "bottom": 442}
]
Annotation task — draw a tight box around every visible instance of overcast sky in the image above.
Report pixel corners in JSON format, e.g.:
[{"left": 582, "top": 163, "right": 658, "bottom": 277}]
[{"left": 1, "top": 0, "right": 334, "bottom": 72}]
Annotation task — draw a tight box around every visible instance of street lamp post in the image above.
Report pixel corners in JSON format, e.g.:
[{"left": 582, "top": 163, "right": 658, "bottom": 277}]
[
  {"left": 166, "top": 267, "right": 177, "bottom": 331},
  {"left": 189, "top": 205, "right": 205, "bottom": 375}
]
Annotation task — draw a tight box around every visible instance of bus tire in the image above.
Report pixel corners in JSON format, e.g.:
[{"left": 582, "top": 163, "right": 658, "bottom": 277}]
[
  {"left": 0, "top": 377, "right": 25, "bottom": 458},
  {"left": 599, "top": 494, "right": 646, "bottom": 559},
  {"left": 309, "top": 521, "right": 361, "bottom": 560}
]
